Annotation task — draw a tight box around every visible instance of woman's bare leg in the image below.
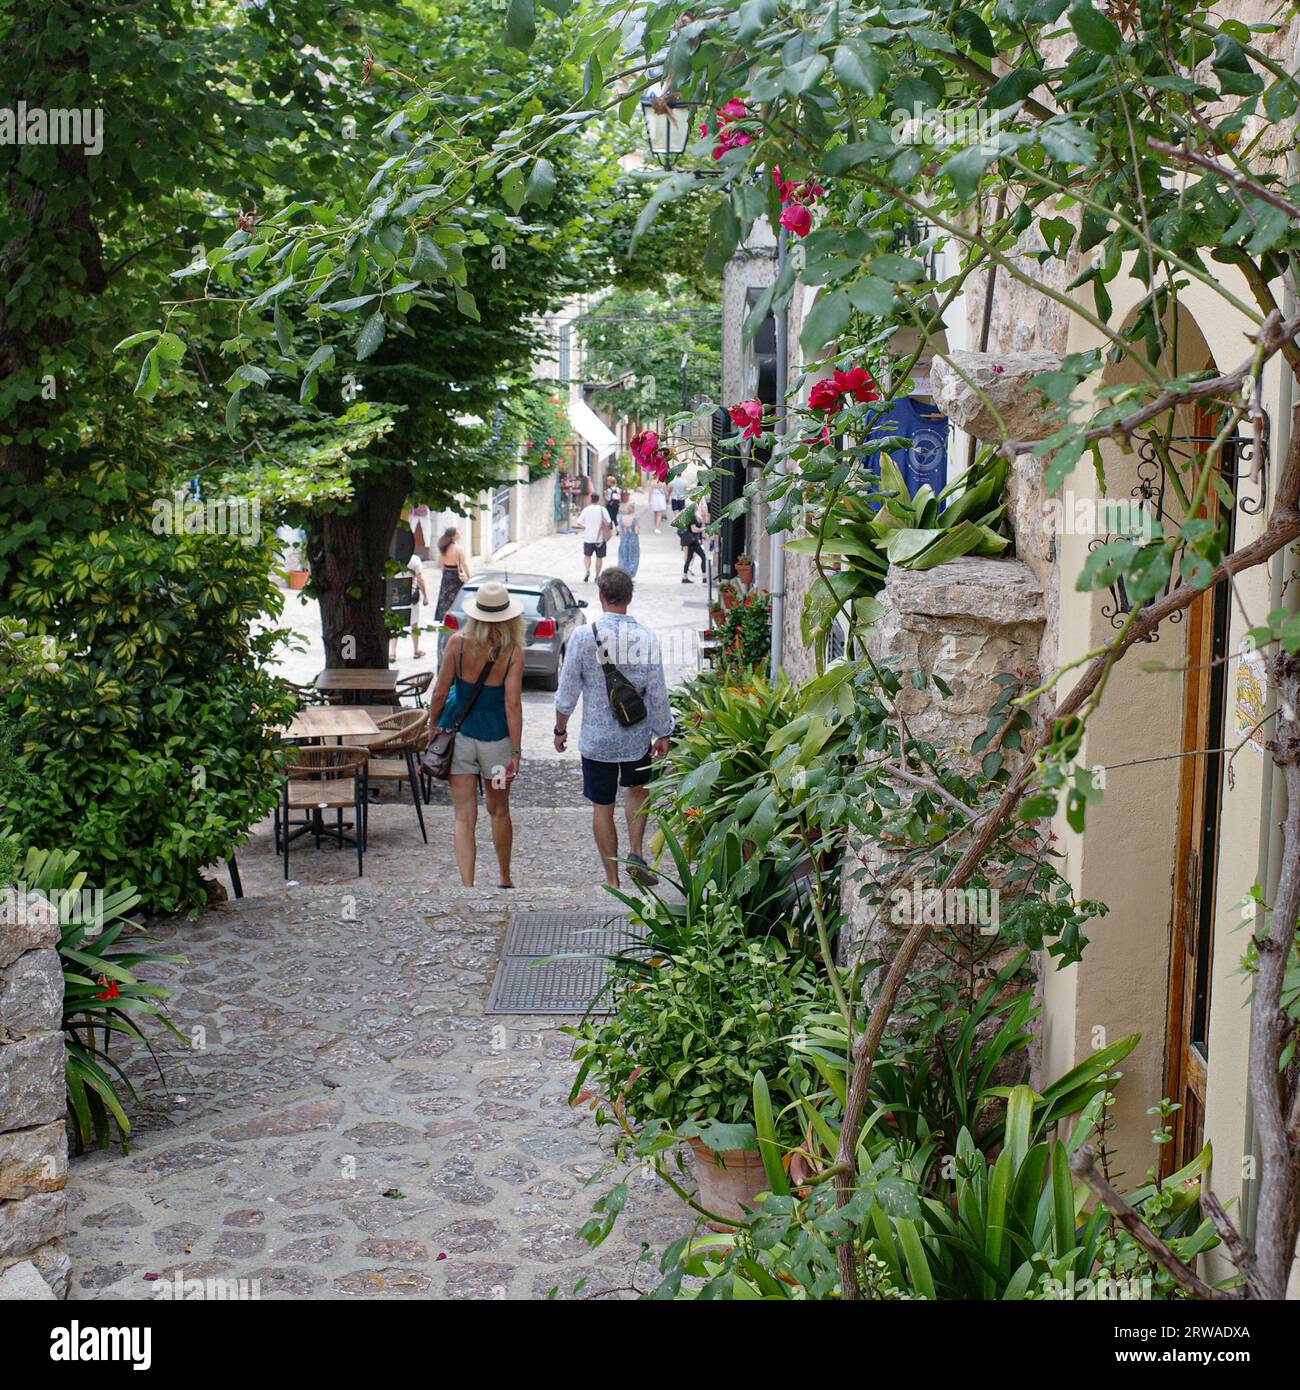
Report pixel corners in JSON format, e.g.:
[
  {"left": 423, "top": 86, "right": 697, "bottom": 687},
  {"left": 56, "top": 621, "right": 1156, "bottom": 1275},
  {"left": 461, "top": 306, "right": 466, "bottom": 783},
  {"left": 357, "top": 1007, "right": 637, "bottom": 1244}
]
[
  {"left": 484, "top": 782, "right": 514, "bottom": 887},
  {"left": 449, "top": 774, "right": 478, "bottom": 885}
]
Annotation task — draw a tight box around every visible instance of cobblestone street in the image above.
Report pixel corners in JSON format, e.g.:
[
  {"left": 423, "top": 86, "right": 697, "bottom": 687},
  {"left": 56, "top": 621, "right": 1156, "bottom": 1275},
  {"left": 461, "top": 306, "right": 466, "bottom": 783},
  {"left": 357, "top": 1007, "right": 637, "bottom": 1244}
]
[{"left": 63, "top": 518, "right": 704, "bottom": 1301}]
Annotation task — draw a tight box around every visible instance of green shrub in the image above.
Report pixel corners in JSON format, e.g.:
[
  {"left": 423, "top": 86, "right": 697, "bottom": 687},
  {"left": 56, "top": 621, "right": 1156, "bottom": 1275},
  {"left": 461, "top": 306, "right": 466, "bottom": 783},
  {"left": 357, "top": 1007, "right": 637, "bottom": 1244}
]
[
  {"left": 714, "top": 590, "right": 772, "bottom": 676},
  {"left": 568, "top": 895, "right": 832, "bottom": 1147},
  {"left": 0, "top": 467, "right": 294, "bottom": 914}
]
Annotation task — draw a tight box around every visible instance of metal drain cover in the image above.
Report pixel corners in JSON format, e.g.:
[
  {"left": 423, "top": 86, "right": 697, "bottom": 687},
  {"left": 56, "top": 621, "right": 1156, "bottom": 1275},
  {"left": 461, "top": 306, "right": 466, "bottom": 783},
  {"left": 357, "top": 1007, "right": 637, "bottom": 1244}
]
[
  {"left": 486, "top": 911, "right": 643, "bottom": 1015},
  {"left": 503, "top": 910, "right": 642, "bottom": 957}
]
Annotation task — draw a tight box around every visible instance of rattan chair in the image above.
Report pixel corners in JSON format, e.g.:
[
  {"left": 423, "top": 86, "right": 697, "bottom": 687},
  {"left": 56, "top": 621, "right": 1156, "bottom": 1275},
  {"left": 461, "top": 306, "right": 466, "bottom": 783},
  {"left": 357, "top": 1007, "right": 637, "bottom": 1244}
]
[
  {"left": 396, "top": 670, "right": 434, "bottom": 708},
  {"left": 276, "top": 745, "right": 370, "bottom": 878},
  {"left": 355, "top": 709, "right": 429, "bottom": 844},
  {"left": 282, "top": 677, "right": 330, "bottom": 708}
]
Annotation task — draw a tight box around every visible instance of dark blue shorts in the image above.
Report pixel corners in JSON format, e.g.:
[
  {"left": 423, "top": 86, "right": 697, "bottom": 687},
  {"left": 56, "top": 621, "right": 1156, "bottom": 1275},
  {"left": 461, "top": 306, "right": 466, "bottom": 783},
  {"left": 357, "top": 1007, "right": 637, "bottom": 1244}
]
[{"left": 581, "top": 748, "right": 653, "bottom": 805}]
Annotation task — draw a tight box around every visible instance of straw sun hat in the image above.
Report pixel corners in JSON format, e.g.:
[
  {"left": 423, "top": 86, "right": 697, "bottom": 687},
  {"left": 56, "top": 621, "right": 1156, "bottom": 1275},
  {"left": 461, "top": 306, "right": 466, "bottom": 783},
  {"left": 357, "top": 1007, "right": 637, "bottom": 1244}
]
[{"left": 461, "top": 580, "right": 524, "bottom": 623}]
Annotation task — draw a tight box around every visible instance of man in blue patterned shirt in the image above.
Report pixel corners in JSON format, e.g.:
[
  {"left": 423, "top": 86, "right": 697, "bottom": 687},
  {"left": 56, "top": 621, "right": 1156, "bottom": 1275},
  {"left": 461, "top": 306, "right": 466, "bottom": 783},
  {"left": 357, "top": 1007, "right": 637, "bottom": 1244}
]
[{"left": 553, "top": 567, "right": 674, "bottom": 889}]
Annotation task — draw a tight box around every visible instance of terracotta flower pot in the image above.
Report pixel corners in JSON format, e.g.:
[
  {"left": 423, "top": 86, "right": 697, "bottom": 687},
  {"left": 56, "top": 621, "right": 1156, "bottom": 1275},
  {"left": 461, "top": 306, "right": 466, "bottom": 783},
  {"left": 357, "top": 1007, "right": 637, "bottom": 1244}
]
[
  {"left": 735, "top": 562, "right": 754, "bottom": 585},
  {"left": 689, "top": 1138, "right": 769, "bottom": 1231},
  {"left": 287, "top": 569, "right": 309, "bottom": 590}
]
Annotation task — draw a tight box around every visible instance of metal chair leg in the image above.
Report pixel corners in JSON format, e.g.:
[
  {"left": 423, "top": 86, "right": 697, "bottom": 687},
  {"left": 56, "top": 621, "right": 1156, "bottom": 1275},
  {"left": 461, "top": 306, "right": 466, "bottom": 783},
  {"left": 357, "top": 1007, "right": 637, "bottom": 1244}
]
[
  {"left": 356, "top": 772, "right": 367, "bottom": 876},
  {"left": 406, "top": 750, "right": 427, "bottom": 844},
  {"left": 227, "top": 856, "right": 243, "bottom": 900},
  {"left": 282, "top": 787, "right": 290, "bottom": 880}
]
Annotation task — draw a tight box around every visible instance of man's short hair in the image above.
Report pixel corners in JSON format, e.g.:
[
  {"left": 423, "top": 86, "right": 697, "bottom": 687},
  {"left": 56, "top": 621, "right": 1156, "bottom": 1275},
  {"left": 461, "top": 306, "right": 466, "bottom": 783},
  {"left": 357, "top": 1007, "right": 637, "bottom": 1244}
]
[
  {"left": 588, "top": 492, "right": 599, "bottom": 504},
  {"left": 597, "top": 567, "right": 634, "bottom": 606}
]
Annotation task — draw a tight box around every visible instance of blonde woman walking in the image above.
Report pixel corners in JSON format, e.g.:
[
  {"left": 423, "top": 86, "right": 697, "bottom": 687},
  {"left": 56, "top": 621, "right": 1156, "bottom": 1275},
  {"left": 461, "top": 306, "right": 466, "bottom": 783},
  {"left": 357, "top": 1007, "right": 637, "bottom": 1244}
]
[{"left": 426, "top": 581, "right": 525, "bottom": 888}]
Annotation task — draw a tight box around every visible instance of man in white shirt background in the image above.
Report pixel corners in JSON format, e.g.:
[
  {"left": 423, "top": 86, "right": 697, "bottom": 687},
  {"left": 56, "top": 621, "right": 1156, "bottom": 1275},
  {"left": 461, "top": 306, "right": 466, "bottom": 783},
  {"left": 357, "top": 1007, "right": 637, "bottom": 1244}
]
[{"left": 577, "top": 491, "right": 611, "bottom": 583}]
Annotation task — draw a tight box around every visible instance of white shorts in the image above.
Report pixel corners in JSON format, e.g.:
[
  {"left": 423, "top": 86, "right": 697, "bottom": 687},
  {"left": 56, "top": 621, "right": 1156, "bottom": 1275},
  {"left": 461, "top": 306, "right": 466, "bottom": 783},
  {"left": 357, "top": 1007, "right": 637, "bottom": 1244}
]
[{"left": 450, "top": 733, "right": 514, "bottom": 785}]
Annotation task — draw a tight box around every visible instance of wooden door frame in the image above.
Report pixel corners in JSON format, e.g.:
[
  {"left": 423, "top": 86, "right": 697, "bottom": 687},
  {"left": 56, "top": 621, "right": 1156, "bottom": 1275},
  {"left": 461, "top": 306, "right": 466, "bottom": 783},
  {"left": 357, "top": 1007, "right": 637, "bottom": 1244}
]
[{"left": 1162, "top": 406, "right": 1235, "bottom": 1176}]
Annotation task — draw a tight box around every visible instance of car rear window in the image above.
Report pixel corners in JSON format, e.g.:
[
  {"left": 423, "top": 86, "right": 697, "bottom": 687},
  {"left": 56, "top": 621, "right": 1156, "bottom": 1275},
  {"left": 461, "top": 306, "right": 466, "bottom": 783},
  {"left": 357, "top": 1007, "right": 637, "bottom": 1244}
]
[{"left": 458, "top": 587, "right": 542, "bottom": 615}]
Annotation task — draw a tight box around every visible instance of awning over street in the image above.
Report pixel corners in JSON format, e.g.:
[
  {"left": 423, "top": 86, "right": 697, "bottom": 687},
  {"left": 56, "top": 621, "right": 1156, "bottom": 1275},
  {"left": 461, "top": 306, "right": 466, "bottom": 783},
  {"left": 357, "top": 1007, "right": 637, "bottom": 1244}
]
[{"left": 569, "top": 397, "right": 618, "bottom": 460}]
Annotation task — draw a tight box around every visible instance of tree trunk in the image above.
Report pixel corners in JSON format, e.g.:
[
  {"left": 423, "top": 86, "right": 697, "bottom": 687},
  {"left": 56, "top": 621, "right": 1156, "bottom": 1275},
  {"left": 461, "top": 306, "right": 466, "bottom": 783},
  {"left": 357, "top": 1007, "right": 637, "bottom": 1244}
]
[
  {"left": 1247, "top": 651, "right": 1300, "bottom": 1299},
  {"left": 306, "top": 468, "right": 411, "bottom": 668}
]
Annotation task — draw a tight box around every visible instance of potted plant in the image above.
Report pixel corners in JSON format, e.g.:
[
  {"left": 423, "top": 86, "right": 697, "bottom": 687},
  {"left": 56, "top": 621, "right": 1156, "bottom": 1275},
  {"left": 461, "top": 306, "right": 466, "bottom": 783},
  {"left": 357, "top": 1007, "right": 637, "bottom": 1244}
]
[
  {"left": 718, "top": 577, "right": 741, "bottom": 610},
  {"left": 287, "top": 567, "right": 309, "bottom": 590},
  {"left": 568, "top": 888, "right": 826, "bottom": 1229},
  {"left": 734, "top": 553, "right": 754, "bottom": 586}
]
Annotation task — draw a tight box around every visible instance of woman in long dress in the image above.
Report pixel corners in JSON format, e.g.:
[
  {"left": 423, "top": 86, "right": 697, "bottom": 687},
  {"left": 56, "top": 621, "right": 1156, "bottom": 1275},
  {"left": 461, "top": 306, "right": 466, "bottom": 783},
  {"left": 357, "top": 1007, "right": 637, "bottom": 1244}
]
[
  {"left": 435, "top": 526, "right": 472, "bottom": 620},
  {"left": 617, "top": 492, "right": 641, "bottom": 577},
  {"left": 648, "top": 482, "right": 667, "bottom": 533}
]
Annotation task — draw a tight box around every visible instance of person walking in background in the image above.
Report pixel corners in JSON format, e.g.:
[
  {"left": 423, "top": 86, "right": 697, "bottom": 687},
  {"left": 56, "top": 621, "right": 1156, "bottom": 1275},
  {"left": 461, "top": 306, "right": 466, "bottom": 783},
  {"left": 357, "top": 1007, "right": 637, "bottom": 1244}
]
[
  {"left": 435, "top": 526, "right": 472, "bottom": 621},
  {"left": 617, "top": 491, "right": 641, "bottom": 577},
  {"left": 407, "top": 552, "right": 430, "bottom": 658},
  {"left": 426, "top": 581, "right": 525, "bottom": 889},
  {"left": 669, "top": 473, "right": 687, "bottom": 516},
  {"left": 386, "top": 559, "right": 421, "bottom": 663},
  {"left": 409, "top": 503, "right": 434, "bottom": 561},
  {"left": 553, "top": 567, "right": 672, "bottom": 890},
  {"left": 604, "top": 477, "right": 621, "bottom": 525},
  {"left": 679, "top": 499, "right": 708, "bottom": 583},
  {"left": 648, "top": 481, "right": 667, "bottom": 533},
  {"left": 578, "top": 491, "right": 611, "bottom": 582}
]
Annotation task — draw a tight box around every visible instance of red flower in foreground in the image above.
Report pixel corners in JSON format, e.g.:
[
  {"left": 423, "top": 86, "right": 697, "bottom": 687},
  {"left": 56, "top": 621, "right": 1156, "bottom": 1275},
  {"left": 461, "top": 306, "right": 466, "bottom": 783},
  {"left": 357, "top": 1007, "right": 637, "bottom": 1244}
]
[
  {"left": 97, "top": 974, "right": 120, "bottom": 1002},
  {"left": 727, "top": 399, "right": 765, "bottom": 440},
  {"left": 779, "top": 203, "right": 812, "bottom": 238},
  {"left": 808, "top": 367, "right": 879, "bottom": 416},
  {"left": 630, "top": 428, "right": 669, "bottom": 481},
  {"left": 832, "top": 366, "right": 879, "bottom": 403},
  {"left": 808, "top": 377, "right": 842, "bottom": 413},
  {"left": 703, "top": 100, "right": 755, "bottom": 160}
]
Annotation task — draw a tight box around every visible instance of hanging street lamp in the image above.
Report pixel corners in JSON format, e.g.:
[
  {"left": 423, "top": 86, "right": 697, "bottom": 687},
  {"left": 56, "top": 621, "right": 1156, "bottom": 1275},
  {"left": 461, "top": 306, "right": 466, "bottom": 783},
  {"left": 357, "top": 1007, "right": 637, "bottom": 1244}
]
[{"left": 639, "top": 90, "right": 697, "bottom": 168}]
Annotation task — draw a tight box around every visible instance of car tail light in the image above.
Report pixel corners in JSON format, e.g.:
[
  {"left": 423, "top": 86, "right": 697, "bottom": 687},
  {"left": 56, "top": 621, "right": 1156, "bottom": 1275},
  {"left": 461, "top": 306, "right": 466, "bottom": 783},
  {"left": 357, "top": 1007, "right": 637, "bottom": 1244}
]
[
  {"left": 443, "top": 613, "right": 458, "bottom": 630},
  {"left": 533, "top": 618, "right": 556, "bottom": 639}
]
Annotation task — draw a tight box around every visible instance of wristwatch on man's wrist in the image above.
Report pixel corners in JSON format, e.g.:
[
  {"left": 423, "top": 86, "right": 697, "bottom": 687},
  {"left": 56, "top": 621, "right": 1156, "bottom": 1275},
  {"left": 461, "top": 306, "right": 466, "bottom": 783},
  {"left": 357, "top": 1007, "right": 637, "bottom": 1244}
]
[{"left": 553, "top": 725, "right": 566, "bottom": 737}]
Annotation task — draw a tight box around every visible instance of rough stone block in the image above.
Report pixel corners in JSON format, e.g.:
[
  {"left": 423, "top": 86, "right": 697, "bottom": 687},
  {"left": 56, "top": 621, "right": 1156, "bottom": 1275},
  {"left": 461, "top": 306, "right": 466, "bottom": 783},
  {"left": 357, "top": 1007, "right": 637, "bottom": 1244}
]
[
  {"left": 0, "top": 889, "right": 58, "bottom": 969},
  {"left": 1009, "top": 451, "right": 1053, "bottom": 585},
  {"left": 0, "top": 948, "right": 63, "bottom": 1039},
  {"left": 0, "top": 1122, "right": 67, "bottom": 1201},
  {"left": 0, "top": 1033, "right": 65, "bottom": 1131},
  {"left": 0, "top": 1191, "right": 66, "bottom": 1261},
  {"left": 931, "top": 349, "right": 1062, "bottom": 444},
  {"left": 869, "top": 558, "right": 1047, "bottom": 757},
  {"left": 2, "top": 1241, "right": 72, "bottom": 1300},
  {"left": 0, "top": 1259, "right": 55, "bottom": 1300}
]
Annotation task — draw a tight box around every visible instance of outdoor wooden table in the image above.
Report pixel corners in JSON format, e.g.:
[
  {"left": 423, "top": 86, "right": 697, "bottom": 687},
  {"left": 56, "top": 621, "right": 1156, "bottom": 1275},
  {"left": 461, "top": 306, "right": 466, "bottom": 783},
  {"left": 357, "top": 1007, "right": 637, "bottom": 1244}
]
[
  {"left": 278, "top": 707, "right": 379, "bottom": 852},
  {"left": 315, "top": 668, "right": 399, "bottom": 705},
  {"left": 281, "top": 707, "right": 381, "bottom": 742}
]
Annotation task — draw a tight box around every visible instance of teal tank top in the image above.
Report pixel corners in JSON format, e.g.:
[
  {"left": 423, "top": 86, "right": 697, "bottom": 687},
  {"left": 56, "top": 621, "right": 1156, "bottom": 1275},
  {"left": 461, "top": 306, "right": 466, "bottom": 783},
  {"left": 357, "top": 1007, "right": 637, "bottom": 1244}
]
[{"left": 443, "top": 644, "right": 511, "bottom": 741}]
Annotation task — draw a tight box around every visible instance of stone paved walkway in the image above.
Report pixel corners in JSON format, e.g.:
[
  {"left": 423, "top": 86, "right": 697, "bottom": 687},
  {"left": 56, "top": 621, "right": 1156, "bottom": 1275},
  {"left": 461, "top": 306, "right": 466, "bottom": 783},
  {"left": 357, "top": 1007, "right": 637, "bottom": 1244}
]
[
  {"left": 66, "top": 848, "right": 690, "bottom": 1300},
  {"left": 64, "top": 519, "right": 706, "bottom": 1301}
]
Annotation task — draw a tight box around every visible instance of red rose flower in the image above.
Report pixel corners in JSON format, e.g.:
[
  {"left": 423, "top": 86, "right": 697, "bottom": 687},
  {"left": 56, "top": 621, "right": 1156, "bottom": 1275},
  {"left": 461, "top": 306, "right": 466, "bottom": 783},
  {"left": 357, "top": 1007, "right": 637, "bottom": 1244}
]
[
  {"left": 779, "top": 203, "right": 812, "bottom": 237},
  {"left": 832, "top": 366, "right": 879, "bottom": 403},
  {"left": 727, "top": 399, "right": 765, "bottom": 440},
  {"left": 808, "top": 378, "right": 842, "bottom": 412}
]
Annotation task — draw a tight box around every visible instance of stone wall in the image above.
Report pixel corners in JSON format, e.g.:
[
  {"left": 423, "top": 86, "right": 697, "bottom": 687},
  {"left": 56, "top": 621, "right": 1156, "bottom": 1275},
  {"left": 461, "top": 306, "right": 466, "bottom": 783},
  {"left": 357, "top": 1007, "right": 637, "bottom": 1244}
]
[
  {"left": 513, "top": 470, "right": 558, "bottom": 551},
  {"left": 841, "top": 558, "right": 1046, "bottom": 973},
  {"left": 0, "top": 888, "right": 68, "bottom": 1299}
]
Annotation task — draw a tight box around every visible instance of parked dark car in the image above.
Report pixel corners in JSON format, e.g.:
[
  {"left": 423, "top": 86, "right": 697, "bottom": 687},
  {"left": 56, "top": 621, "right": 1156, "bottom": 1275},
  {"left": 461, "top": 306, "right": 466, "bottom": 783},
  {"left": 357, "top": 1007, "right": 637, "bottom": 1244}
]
[{"left": 436, "top": 571, "right": 587, "bottom": 690}]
